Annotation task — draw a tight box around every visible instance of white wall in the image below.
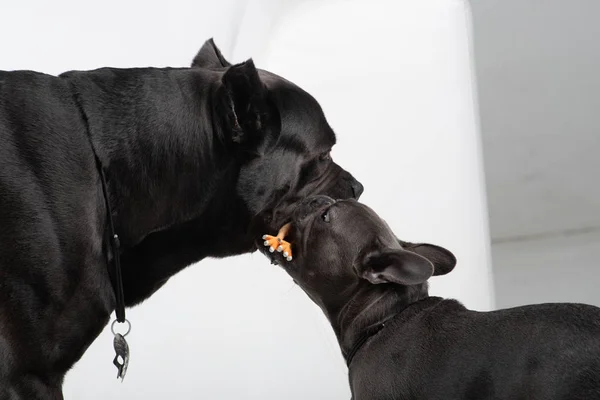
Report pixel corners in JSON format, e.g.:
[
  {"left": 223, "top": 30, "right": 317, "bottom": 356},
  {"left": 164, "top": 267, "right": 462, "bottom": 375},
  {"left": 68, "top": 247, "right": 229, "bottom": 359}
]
[
  {"left": 470, "top": 0, "right": 600, "bottom": 308},
  {"left": 0, "top": 0, "right": 246, "bottom": 73},
  {"left": 1, "top": 0, "right": 493, "bottom": 399},
  {"left": 260, "top": 0, "right": 494, "bottom": 313}
]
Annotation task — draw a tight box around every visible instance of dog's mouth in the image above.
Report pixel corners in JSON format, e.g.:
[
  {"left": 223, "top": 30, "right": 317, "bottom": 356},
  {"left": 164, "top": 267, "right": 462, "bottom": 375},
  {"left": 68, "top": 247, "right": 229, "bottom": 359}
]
[
  {"left": 260, "top": 222, "right": 298, "bottom": 263},
  {"left": 256, "top": 196, "right": 336, "bottom": 265},
  {"left": 251, "top": 203, "right": 296, "bottom": 264},
  {"left": 293, "top": 200, "right": 335, "bottom": 259}
]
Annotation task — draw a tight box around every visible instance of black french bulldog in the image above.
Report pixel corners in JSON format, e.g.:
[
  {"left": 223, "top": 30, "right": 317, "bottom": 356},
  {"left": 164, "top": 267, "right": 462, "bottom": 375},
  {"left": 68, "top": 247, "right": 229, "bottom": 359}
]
[
  {"left": 0, "top": 39, "right": 362, "bottom": 398},
  {"left": 273, "top": 196, "right": 600, "bottom": 400}
]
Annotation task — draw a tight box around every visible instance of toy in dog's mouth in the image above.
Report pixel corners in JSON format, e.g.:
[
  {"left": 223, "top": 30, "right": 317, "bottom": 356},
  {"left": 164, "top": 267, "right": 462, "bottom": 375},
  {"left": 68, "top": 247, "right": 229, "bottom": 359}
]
[
  {"left": 260, "top": 196, "right": 336, "bottom": 263},
  {"left": 262, "top": 222, "right": 294, "bottom": 261}
]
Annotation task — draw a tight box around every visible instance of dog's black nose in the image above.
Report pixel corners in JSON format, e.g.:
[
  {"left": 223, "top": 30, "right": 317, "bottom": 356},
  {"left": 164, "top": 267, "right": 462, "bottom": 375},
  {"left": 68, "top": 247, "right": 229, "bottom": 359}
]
[{"left": 351, "top": 180, "right": 364, "bottom": 200}]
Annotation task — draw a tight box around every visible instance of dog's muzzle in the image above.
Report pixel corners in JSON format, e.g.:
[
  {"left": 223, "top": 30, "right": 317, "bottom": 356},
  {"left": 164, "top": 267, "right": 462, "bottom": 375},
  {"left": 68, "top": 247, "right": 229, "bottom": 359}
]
[{"left": 293, "top": 195, "right": 336, "bottom": 224}]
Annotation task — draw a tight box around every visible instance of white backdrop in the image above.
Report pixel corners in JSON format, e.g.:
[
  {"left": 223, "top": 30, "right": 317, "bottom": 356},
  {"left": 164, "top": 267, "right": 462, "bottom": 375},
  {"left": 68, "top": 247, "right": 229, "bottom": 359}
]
[{"left": 0, "top": 0, "right": 493, "bottom": 399}]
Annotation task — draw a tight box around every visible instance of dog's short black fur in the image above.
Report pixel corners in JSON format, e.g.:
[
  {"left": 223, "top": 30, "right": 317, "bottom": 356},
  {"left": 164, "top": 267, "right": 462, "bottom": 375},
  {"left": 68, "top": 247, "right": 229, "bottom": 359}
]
[
  {"left": 274, "top": 196, "right": 600, "bottom": 400},
  {"left": 0, "top": 40, "right": 362, "bottom": 398}
]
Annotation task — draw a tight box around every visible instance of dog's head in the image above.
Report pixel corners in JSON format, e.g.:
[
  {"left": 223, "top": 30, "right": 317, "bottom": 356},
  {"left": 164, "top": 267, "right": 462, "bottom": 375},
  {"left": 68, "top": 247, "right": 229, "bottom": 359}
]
[
  {"left": 193, "top": 39, "right": 363, "bottom": 251},
  {"left": 277, "top": 196, "right": 456, "bottom": 310}
]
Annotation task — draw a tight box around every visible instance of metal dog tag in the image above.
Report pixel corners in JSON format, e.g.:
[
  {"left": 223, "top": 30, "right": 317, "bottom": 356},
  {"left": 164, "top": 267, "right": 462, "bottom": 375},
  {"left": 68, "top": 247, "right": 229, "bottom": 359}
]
[
  {"left": 111, "top": 319, "right": 131, "bottom": 381},
  {"left": 113, "top": 333, "right": 130, "bottom": 381}
]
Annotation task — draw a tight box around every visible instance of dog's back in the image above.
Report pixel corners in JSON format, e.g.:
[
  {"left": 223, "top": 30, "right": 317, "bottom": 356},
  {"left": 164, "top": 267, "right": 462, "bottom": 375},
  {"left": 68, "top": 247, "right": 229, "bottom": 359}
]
[{"left": 351, "top": 298, "right": 600, "bottom": 400}]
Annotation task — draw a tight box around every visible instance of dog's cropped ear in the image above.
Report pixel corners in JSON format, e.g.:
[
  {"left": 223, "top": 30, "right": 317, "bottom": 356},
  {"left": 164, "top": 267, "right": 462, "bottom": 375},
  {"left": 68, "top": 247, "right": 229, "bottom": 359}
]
[
  {"left": 221, "top": 59, "right": 268, "bottom": 145},
  {"left": 398, "top": 240, "right": 457, "bottom": 276},
  {"left": 356, "top": 248, "right": 434, "bottom": 286},
  {"left": 192, "top": 38, "right": 232, "bottom": 69}
]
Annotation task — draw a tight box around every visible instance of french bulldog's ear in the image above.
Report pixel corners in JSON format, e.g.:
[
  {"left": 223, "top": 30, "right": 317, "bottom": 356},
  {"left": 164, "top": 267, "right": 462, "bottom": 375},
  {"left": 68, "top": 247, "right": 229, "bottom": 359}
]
[
  {"left": 398, "top": 240, "right": 457, "bottom": 276},
  {"left": 192, "top": 38, "right": 232, "bottom": 68},
  {"left": 358, "top": 249, "right": 434, "bottom": 286},
  {"left": 221, "top": 59, "right": 268, "bottom": 145}
]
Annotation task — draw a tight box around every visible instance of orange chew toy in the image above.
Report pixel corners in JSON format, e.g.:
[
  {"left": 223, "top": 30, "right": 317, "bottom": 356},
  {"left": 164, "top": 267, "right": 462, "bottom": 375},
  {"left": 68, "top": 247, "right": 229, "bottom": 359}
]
[{"left": 262, "top": 223, "right": 293, "bottom": 261}]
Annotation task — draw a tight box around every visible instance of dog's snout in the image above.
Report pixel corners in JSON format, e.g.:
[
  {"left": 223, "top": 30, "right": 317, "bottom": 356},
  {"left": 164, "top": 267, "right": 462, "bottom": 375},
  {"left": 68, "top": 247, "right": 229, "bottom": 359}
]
[
  {"left": 294, "top": 195, "right": 335, "bottom": 222},
  {"left": 351, "top": 180, "right": 364, "bottom": 200},
  {"left": 341, "top": 171, "right": 364, "bottom": 200}
]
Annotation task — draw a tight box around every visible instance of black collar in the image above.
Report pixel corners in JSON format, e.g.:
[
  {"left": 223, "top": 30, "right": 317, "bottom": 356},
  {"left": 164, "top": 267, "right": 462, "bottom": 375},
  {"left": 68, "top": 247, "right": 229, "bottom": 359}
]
[
  {"left": 69, "top": 81, "right": 126, "bottom": 323},
  {"left": 343, "top": 297, "right": 442, "bottom": 367},
  {"left": 94, "top": 152, "right": 126, "bottom": 323},
  {"left": 344, "top": 314, "right": 396, "bottom": 367}
]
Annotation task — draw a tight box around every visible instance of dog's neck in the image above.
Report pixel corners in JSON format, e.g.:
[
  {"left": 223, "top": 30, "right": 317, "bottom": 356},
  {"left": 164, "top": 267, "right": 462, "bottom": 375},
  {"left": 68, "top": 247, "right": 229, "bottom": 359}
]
[
  {"left": 330, "top": 282, "right": 430, "bottom": 361},
  {"left": 67, "top": 68, "right": 257, "bottom": 306},
  {"left": 69, "top": 68, "right": 238, "bottom": 248}
]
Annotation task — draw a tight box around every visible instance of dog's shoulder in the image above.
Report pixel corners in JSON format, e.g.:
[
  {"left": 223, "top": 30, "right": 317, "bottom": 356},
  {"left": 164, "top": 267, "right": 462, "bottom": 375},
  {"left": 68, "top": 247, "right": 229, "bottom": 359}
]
[
  {"left": 0, "top": 69, "right": 65, "bottom": 93},
  {"left": 0, "top": 69, "right": 78, "bottom": 141},
  {"left": 408, "top": 297, "right": 468, "bottom": 320}
]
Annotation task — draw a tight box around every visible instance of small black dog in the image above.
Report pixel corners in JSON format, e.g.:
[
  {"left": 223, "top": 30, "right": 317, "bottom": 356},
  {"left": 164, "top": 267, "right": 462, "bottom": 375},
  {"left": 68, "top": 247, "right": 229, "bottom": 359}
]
[
  {"left": 0, "top": 40, "right": 362, "bottom": 398},
  {"left": 273, "top": 196, "right": 600, "bottom": 400}
]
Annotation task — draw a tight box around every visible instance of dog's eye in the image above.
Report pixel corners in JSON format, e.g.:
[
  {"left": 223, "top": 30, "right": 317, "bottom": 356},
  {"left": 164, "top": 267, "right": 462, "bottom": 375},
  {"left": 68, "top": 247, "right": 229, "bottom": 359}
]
[
  {"left": 319, "top": 152, "right": 331, "bottom": 162},
  {"left": 322, "top": 211, "right": 330, "bottom": 223}
]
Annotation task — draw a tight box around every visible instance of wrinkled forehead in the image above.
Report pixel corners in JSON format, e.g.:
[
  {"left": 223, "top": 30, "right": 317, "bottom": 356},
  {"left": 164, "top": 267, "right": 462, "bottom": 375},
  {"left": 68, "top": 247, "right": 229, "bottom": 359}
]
[
  {"left": 259, "top": 70, "right": 336, "bottom": 150},
  {"left": 335, "top": 201, "right": 399, "bottom": 245}
]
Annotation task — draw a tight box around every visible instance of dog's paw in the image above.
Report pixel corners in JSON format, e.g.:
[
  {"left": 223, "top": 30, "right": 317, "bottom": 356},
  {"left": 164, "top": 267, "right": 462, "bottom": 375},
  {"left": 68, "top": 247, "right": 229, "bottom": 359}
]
[{"left": 262, "top": 235, "right": 293, "bottom": 261}]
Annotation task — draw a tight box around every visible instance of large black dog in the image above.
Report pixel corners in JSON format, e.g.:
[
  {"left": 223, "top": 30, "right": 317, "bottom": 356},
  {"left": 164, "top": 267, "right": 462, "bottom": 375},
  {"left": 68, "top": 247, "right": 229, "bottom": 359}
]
[
  {"left": 0, "top": 40, "right": 362, "bottom": 398},
  {"left": 272, "top": 196, "right": 600, "bottom": 399}
]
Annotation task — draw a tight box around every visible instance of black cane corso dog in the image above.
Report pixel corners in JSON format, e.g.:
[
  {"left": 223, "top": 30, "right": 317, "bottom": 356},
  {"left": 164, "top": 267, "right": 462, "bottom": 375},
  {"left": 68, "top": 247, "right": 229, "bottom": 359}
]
[
  {"left": 271, "top": 196, "right": 600, "bottom": 400},
  {"left": 0, "top": 39, "right": 363, "bottom": 398}
]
